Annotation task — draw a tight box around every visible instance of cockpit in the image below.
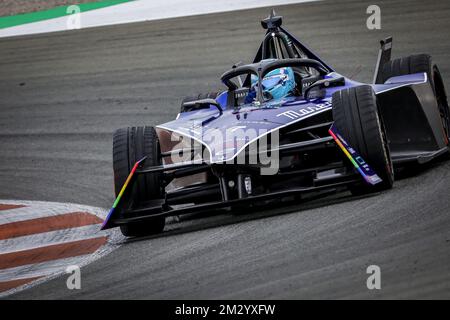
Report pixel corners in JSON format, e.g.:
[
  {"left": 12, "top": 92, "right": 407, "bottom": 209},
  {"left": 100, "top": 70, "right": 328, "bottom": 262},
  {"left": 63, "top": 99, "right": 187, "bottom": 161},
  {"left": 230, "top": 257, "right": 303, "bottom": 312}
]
[{"left": 220, "top": 58, "right": 330, "bottom": 107}]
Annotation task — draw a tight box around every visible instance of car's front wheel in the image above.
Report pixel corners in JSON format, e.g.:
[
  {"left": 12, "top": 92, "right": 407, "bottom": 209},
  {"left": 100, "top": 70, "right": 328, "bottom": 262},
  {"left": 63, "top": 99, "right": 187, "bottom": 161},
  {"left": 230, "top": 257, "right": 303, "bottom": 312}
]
[
  {"left": 332, "top": 85, "right": 394, "bottom": 195},
  {"left": 112, "top": 126, "right": 166, "bottom": 237}
]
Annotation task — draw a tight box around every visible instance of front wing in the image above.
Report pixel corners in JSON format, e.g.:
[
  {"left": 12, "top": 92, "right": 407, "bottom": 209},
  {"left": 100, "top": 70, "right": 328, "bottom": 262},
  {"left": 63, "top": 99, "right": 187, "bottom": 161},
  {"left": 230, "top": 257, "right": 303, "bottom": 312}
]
[{"left": 101, "top": 126, "right": 381, "bottom": 230}]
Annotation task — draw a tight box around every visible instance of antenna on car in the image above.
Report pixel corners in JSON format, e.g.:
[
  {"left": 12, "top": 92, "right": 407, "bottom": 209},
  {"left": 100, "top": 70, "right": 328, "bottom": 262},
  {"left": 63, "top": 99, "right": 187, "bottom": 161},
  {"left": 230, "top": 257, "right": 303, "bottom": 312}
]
[{"left": 261, "top": 9, "right": 283, "bottom": 31}]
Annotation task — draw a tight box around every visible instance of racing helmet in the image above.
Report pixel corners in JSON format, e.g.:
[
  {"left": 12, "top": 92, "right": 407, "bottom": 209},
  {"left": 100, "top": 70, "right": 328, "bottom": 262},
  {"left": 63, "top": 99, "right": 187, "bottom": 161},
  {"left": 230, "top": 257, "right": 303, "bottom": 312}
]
[{"left": 250, "top": 66, "right": 295, "bottom": 100}]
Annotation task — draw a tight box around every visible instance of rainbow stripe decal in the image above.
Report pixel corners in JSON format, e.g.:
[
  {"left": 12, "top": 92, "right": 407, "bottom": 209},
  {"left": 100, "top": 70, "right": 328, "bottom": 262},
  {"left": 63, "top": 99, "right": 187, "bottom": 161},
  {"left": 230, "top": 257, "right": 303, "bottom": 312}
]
[
  {"left": 329, "top": 125, "right": 382, "bottom": 185},
  {"left": 101, "top": 157, "right": 146, "bottom": 230}
]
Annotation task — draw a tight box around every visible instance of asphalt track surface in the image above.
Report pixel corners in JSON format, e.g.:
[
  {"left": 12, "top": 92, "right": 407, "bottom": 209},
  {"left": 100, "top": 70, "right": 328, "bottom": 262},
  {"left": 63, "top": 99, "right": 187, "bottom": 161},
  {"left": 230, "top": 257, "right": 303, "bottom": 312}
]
[{"left": 1, "top": 0, "right": 450, "bottom": 299}]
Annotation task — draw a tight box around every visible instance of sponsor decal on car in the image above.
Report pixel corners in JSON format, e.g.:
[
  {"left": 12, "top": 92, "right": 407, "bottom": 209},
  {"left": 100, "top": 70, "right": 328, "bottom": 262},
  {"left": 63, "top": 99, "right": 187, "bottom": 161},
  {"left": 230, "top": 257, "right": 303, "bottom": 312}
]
[{"left": 329, "top": 125, "right": 382, "bottom": 185}]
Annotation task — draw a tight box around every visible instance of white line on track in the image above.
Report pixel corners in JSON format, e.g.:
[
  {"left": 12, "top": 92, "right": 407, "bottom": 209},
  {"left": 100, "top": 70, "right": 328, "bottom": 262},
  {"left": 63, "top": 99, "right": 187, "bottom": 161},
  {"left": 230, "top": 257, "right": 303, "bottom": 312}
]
[
  {"left": 0, "top": 0, "right": 321, "bottom": 38},
  {"left": 0, "top": 199, "right": 109, "bottom": 223},
  {"left": 0, "top": 255, "right": 93, "bottom": 282},
  {"left": 0, "top": 200, "right": 122, "bottom": 298},
  {"left": 0, "top": 202, "right": 96, "bottom": 224},
  {"left": 0, "top": 223, "right": 106, "bottom": 255}
]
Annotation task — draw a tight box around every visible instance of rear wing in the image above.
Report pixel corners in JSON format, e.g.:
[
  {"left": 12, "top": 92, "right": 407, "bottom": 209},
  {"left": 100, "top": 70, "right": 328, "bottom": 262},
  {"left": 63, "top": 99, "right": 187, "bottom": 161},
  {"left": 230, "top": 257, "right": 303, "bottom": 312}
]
[{"left": 373, "top": 36, "right": 393, "bottom": 84}]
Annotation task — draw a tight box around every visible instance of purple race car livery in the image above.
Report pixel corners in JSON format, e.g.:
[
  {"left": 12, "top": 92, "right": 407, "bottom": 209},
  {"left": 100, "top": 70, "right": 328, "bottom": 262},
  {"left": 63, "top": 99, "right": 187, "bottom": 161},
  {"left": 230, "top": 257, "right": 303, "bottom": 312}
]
[{"left": 102, "top": 11, "right": 450, "bottom": 237}]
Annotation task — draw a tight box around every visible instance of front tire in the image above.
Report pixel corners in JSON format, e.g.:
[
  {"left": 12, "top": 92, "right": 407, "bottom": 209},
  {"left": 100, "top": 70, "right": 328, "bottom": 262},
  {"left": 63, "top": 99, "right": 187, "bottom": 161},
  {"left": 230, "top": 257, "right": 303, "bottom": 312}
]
[
  {"left": 332, "top": 85, "right": 394, "bottom": 194},
  {"left": 113, "top": 126, "right": 165, "bottom": 237}
]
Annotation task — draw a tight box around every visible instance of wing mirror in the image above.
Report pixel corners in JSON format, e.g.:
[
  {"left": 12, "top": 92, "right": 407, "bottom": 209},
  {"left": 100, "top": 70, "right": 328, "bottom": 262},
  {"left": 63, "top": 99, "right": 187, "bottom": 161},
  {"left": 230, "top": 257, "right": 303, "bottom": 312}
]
[
  {"left": 304, "top": 77, "right": 345, "bottom": 100},
  {"left": 181, "top": 98, "right": 223, "bottom": 115}
]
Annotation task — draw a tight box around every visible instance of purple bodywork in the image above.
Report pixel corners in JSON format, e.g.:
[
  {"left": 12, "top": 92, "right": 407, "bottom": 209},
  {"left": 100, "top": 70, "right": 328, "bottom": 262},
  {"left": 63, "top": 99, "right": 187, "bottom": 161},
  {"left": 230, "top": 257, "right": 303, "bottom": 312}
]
[{"left": 157, "top": 72, "right": 427, "bottom": 164}]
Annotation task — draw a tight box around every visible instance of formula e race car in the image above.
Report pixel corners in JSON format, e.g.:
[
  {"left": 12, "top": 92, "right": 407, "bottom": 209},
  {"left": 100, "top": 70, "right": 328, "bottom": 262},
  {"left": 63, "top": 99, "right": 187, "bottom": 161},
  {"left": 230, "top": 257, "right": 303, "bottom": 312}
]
[{"left": 102, "top": 11, "right": 450, "bottom": 237}]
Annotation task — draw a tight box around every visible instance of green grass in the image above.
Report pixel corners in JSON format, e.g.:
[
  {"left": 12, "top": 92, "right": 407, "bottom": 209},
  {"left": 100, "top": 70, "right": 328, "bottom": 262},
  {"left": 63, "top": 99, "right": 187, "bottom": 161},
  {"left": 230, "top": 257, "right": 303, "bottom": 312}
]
[{"left": 0, "top": 0, "right": 134, "bottom": 29}]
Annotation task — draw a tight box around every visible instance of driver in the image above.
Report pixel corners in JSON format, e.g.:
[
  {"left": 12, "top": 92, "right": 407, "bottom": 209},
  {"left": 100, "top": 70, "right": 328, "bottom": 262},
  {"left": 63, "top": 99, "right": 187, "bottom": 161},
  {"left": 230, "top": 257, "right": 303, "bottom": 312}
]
[{"left": 245, "top": 67, "right": 296, "bottom": 103}]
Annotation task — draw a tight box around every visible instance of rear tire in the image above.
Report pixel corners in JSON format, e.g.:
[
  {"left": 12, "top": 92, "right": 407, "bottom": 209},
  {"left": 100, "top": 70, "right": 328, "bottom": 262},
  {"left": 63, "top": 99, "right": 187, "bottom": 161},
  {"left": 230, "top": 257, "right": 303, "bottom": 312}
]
[
  {"left": 113, "top": 126, "right": 165, "bottom": 237},
  {"left": 433, "top": 66, "right": 450, "bottom": 142},
  {"left": 381, "top": 54, "right": 434, "bottom": 88},
  {"left": 382, "top": 54, "right": 450, "bottom": 144},
  {"left": 332, "top": 85, "right": 394, "bottom": 195}
]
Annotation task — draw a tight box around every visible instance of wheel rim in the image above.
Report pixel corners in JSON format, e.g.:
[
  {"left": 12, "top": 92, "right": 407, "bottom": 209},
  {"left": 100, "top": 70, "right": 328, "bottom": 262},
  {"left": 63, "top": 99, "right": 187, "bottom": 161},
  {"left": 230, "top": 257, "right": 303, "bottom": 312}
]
[
  {"left": 437, "top": 91, "right": 450, "bottom": 140},
  {"left": 434, "top": 68, "right": 450, "bottom": 142}
]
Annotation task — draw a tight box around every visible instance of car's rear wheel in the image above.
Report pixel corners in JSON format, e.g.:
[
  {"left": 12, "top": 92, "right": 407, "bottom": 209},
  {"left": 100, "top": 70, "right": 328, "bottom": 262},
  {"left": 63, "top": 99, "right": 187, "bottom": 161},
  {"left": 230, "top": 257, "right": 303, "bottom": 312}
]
[
  {"left": 380, "top": 54, "right": 434, "bottom": 87},
  {"left": 113, "top": 126, "right": 165, "bottom": 237},
  {"left": 433, "top": 66, "right": 450, "bottom": 143},
  {"left": 381, "top": 54, "right": 450, "bottom": 145},
  {"left": 332, "top": 85, "right": 394, "bottom": 195},
  {"left": 180, "top": 92, "right": 219, "bottom": 113}
]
